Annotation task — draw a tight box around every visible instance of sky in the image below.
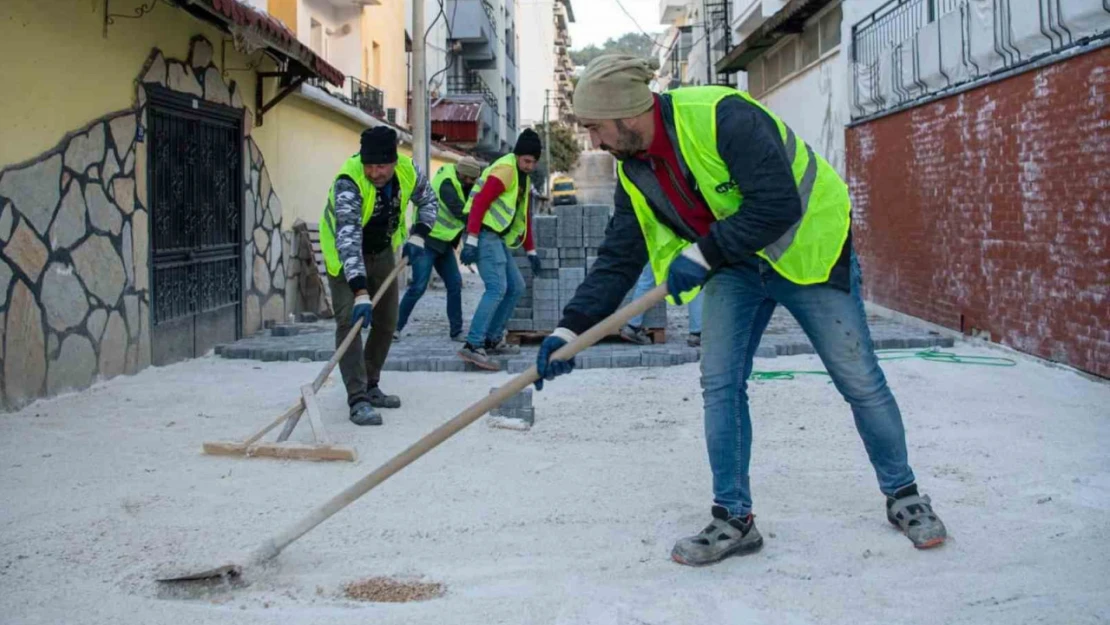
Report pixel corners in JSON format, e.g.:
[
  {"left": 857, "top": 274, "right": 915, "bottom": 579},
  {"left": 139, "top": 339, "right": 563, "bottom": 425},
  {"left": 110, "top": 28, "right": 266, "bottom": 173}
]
[{"left": 566, "top": 0, "right": 664, "bottom": 49}]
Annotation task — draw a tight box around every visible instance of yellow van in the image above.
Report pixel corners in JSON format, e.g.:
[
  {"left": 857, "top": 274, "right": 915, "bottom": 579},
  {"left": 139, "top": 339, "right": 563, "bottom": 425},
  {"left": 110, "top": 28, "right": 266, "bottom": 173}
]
[{"left": 551, "top": 176, "right": 578, "bottom": 206}]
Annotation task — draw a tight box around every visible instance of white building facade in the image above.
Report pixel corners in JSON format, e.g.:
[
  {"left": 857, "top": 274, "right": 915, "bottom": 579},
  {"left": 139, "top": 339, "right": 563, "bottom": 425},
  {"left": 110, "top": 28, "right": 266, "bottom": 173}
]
[{"left": 518, "top": 0, "right": 576, "bottom": 127}]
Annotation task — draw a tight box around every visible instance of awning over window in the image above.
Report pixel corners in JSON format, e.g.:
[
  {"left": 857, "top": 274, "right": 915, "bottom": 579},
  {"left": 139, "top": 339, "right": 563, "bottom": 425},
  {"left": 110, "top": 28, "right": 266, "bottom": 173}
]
[
  {"left": 716, "top": 0, "right": 833, "bottom": 74},
  {"left": 175, "top": 0, "right": 345, "bottom": 87},
  {"left": 431, "top": 98, "right": 485, "bottom": 146}
]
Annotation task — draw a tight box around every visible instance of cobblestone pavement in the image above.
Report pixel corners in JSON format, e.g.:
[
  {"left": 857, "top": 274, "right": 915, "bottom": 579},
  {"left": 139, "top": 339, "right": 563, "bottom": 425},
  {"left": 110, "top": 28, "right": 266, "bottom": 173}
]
[{"left": 216, "top": 273, "right": 953, "bottom": 371}]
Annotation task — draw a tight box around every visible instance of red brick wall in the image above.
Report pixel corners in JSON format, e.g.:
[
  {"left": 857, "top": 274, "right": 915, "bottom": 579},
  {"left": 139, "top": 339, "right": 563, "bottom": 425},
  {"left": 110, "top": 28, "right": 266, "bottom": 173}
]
[{"left": 846, "top": 46, "right": 1109, "bottom": 378}]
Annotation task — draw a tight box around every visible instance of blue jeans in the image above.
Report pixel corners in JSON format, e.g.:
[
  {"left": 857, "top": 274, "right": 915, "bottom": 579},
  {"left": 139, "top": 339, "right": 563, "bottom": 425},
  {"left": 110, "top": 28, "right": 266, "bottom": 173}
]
[
  {"left": 628, "top": 264, "right": 703, "bottom": 333},
  {"left": 397, "top": 244, "right": 463, "bottom": 336},
  {"left": 466, "top": 230, "right": 525, "bottom": 346},
  {"left": 700, "top": 256, "right": 915, "bottom": 516}
]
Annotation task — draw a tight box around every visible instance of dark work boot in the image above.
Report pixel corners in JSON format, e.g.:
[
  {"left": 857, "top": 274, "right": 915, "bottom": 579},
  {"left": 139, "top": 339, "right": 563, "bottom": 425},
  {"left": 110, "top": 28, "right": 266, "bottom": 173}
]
[
  {"left": 367, "top": 385, "right": 401, "bottom": 409},
  {"left": 349, "top": 401, "right": 382, "bottom": 426}
]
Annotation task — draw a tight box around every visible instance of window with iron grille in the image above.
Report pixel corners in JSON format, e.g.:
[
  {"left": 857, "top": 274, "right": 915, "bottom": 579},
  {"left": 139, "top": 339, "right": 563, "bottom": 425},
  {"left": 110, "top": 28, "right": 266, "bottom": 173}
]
[{"left": 387, "top": 108, "right": 397, "bottom": 124}]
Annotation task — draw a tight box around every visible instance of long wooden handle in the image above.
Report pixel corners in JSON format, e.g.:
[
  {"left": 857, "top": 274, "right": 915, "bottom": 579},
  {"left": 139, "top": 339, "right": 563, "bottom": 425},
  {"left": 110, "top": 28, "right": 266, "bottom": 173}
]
[
  {"left": 249, "top": 284, "right": 671, "bottom": 564},
  {"left": 273, "top": 258, "right": 409, "bottom": 443}
]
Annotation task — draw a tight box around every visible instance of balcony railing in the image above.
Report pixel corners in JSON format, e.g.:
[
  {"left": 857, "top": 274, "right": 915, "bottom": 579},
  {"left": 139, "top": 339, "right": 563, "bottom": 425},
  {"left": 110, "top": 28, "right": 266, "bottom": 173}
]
[
  {"left": 447, "top": 73, "right": 499, "bottom": 114},
  {"left": 849, "top": 0, "right": 1110, "bottom": 121},
  {"left": 308, "top": 75, "right": 386, "bottom": 120}
]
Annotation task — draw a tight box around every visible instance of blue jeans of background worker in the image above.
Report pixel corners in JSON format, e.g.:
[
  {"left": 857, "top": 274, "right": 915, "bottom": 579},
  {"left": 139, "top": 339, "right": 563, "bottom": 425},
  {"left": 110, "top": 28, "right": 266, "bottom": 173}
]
[
  {"left": 700, "top": 254, "right": 915, "bottom": 517},
  {"left": 397, "top": 244, "right": 464, "bottom": 337},
  {"left": 628, "top": 264, "right": 703, "bottom": 333},
  {"left": 466, "top": 229, "right": 525, "bottom": 346}
]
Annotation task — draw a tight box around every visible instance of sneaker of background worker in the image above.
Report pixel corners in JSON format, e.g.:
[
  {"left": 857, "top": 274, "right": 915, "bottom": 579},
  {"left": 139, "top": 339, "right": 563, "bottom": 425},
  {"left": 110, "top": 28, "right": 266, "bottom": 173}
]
[
  {"left": 534, "top": 55, "right": 946, "bottom": 564},
  {"left": 620, "top": 264, "right": 704, "bottom": 346},
  {"left": 396, "top": 156, "right": 483, "bottom": 343},
  {"left": 319, "top": 126, "right": 438, "bottom": 426},
  {"left": 457, "top": 130, "right": 544, "bottom": 371}
]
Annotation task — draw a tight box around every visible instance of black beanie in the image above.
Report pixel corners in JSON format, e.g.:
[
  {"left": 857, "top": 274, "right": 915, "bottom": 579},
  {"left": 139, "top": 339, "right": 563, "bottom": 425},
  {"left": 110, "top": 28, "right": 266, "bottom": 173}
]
[
  {"left": 360, "top": 126, "right": 398, "bottom": 164},
  {"left": 513, "top": 128, "right": 543, "bottom": 159}
]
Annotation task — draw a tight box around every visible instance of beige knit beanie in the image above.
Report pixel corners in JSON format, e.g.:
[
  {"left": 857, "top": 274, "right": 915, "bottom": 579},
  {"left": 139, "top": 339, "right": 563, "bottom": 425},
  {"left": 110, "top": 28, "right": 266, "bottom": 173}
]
[
  {"left": 573, "top": 54, "right": 661, "bottom": 120},
  {"left": 457, "top": 156, "right": 482, "bottom": 179}
]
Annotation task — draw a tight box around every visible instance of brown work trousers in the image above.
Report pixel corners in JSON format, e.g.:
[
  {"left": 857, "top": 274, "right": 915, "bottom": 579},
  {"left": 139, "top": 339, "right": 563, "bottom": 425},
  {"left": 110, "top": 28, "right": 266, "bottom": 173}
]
[{"left": 328, "top": 247, "right": 399, "bottom": 406}]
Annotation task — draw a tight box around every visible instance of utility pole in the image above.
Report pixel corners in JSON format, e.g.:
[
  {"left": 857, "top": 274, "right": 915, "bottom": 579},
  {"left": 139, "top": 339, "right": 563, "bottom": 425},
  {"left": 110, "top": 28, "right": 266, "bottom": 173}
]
[
  {"left": 543, "top": 89, "right": 552, "bottom": 195},
  {"left": 412, "top": 0, "right": 428, "bottom": 173}
]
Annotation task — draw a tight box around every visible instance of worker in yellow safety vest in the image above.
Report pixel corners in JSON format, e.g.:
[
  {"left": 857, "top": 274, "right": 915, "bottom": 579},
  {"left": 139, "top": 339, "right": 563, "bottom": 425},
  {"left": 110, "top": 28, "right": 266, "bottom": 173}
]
[
  {"left": 455, "top": 129, "right": 545, "bottom": 371},
  {"left": 533, "top": 55, "right": 948, "bottom": 565},
  {"left": 395, "top": 156, "right": 484, "bottom": 342},
  {"left": 318, "top": 126, "right": 439, "bottom": 426}
]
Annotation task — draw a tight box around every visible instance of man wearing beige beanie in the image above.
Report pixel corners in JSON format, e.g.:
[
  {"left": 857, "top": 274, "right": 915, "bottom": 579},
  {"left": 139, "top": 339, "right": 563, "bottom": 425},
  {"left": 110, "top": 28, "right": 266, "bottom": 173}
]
[
  {"left": 533, "top": 55, "right": 947, "bottom": 565},
  {"left": 396, "top": 156, "right": 483, "bottom": 341}
]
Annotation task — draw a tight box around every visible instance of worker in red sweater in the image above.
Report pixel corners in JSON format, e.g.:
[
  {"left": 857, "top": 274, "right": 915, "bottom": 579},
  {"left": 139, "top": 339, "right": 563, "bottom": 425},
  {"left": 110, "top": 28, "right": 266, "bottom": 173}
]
[{"left": 456, "top": 130, "right": 544, "bottom": 370}]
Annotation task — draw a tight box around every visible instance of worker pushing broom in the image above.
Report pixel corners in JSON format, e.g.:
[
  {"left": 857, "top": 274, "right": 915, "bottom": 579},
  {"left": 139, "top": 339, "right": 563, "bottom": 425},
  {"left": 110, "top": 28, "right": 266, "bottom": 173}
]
[{"left": 532, "top": 55, "right": 946, "bottom": 566}]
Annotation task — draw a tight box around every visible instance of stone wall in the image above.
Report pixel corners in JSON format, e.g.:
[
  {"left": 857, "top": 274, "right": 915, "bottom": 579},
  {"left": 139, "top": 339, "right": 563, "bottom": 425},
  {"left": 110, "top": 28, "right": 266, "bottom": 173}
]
[{"left": 0, "top": 36, "right": 286, "bottom": 410}]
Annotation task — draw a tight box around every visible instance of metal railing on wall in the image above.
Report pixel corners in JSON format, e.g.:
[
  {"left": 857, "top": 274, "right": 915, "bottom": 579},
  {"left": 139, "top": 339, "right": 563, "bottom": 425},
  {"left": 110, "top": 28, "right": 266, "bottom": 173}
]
[
  {"left": 849, "top": 0, "right": 1110, "bottom": 122},
  {"left": 308, "top": 76, "right": 386, "bottom": 120},
  {"left": 447, "top": 73, "right": 500, "bottom": 114}
]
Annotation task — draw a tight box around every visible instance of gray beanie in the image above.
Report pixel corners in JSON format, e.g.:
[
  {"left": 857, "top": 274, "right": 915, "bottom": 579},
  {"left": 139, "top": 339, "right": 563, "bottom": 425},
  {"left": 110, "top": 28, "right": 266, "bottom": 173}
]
[
  {"left": 573, "top": 54, "right": 661, "bottom": 120},
  {"left": 456, "top": 157, "right": 482, "bottom": 179}
]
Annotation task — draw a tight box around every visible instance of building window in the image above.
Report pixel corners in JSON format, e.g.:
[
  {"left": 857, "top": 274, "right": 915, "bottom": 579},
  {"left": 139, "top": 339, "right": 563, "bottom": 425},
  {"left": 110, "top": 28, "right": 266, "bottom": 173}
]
[{"left": 746, "top": 2, "right": 842, "bottom": 98}]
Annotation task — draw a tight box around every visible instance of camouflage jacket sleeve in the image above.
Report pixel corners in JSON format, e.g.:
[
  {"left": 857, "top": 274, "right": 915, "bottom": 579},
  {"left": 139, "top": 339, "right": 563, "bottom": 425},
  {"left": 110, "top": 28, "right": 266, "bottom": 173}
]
[
  {"left": 333, "top": 177, "right": 367, "bottom": 290},
  {"left": 408, "top": 165, "right": 437, "bottom": 239}
]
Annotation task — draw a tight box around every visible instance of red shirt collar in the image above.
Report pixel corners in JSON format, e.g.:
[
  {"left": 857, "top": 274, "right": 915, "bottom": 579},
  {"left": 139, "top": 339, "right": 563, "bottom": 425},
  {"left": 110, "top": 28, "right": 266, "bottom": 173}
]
[{"left": 645, "top": 94, "right": 672, "bottom": 159}]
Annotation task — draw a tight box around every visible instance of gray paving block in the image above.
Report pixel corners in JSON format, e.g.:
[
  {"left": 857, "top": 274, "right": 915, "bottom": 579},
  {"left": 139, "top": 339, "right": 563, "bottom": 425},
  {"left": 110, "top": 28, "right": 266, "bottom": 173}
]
[
  {"left": 560, "top": 258, "right": 585, "bottom": 268},
  {"left": 381, "top": 358, "right": 404, "bottom": 371},
  {"left": 314, "top": 348, "right": 335, "bottom": 361},
  {"left": 754, "top": 345, "right": 777, "bottom": 358},
  {"left": 642, "top": 350, "right": 674, "bottom": 367},
  {"left": 221, "top": 345, "right": 250, "bottom": 359},
  {"left": 578, "top": 353, "right": 613, "bottom": 369},
  {"left": 612, "top": 352, "right": 642, "bottom": 368},
  {"left": 292, "top": 347, "right": 318, "bottom": 361},
  {"left": 435, "top": 357, "right": 467, "bottom": 372},
  {"left": 559, "top": 247, "right": 585, "bottom": 259},
  {"left": 559, "top": 268, "right": 585, "bottom": 282},
  {"left": 406, "top": 357, "right": 432, "bottom": 372},
  {"left": 507, "top": 359, "right": 532, "bottom": 374},
  {"left": 507, "top": 319, "right": 534, "bottom": 331}
]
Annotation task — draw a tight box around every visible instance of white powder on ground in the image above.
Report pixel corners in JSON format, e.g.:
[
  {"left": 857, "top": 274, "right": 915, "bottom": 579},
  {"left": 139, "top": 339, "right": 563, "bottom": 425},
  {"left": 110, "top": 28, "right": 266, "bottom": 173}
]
[{"left": 1, "top": 343, "right": 1108, "bottom": 624}]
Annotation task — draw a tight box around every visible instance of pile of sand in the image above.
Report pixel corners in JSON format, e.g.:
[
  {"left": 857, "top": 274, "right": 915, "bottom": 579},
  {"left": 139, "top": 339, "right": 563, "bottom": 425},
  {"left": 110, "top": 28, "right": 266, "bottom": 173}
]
[{"left": 343, "top": 577, "right": 445, "bottom": 603}]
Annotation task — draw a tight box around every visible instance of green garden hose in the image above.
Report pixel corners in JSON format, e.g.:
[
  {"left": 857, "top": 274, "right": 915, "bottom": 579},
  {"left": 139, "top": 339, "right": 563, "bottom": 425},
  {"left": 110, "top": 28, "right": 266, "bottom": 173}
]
[{"left": 748, "top": 347, "right": 1017, "bottom": 381}]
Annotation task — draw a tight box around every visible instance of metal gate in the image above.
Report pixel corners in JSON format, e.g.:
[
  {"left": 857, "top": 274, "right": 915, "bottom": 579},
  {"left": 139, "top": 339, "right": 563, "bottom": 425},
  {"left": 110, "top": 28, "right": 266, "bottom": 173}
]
[{"left": 147, "top": 87, "right": 243, "bottom": 366}]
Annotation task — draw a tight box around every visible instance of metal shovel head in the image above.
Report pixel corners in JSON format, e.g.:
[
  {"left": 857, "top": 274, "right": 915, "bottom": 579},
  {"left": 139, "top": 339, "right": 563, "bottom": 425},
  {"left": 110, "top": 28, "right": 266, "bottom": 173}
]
[{"left": 157, "top": 563, "right": 242, "bottom": 583}]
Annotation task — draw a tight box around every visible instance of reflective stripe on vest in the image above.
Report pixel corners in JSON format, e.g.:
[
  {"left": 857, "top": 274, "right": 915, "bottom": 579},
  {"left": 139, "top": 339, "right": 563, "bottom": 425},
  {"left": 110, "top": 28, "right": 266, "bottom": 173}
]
[
  {"left": 463, "top": 153, "right": 530, "bottom": 248},
  {"left": 429, "top": 164, "right": 466, "bottom": 242},
  {"left": 618, "top": 86, "right": 851, "bottom": 298},
  {"left": 319, "top": 154, "right": 417, "bottom": 277}
]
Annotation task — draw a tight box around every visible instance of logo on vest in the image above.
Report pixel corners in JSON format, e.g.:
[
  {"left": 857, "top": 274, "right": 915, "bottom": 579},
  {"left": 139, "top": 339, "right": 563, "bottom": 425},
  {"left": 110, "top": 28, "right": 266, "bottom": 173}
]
[{"left": 714, "top": 179, "right": 738, "bottom": 194}]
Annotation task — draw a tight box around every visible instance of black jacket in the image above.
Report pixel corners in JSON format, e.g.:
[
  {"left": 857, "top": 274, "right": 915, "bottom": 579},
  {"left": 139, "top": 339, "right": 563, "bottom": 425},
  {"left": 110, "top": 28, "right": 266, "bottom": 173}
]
[{"left": 558, "top": 93, "right": 852, "bottom": 334}]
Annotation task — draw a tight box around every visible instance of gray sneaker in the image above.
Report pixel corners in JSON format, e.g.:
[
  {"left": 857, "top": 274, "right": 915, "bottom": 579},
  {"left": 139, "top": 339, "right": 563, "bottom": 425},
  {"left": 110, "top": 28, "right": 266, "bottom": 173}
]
[
  {"left": 620, "top": 324, "right": 652, "bottom": 345},
  {"left": 458, "top": 344, "right": 501, "bottom": 371},
  {"left": 450, "top": 331, "right": 467, "bottom": 343},
  {"left": 671, "top": 505, "right": 763, "bottom": 566},
  {"left": 349, "top": 401, "right": 382, "bottom": 426},
  {"left": 887, "top": 485, "right": 947, "bottom": 549},
  {"left": 485, "top": 338, "right": 521, "bottom": 355},
  {"left": 687, "top": 332, "right": 701, "bottom": 348}
]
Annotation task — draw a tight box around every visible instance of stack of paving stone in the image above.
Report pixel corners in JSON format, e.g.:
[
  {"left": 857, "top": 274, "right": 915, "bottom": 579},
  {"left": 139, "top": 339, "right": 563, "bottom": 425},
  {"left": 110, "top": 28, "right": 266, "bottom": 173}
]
[
  {"left": 507, "top": 205, "right": 665, "bottom": 336},
  {"left": 488, "top": 387, "right": 534, "bottom": 425}
]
